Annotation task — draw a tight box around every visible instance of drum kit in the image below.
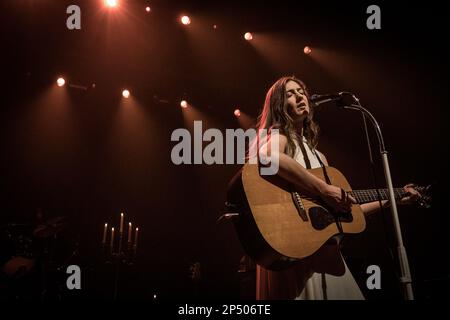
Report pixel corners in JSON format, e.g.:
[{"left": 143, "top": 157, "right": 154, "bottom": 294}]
[{"left": 0, "top": 216, "right": 71, "bottom": 299}]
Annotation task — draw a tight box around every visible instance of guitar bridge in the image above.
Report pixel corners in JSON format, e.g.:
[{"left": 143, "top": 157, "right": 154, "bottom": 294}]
[
  {"left": 309, "top": 207, "right": 353, "bottom": 230},
  {"left": 292, "top": 191, "right": 308, "bottom": 221}
]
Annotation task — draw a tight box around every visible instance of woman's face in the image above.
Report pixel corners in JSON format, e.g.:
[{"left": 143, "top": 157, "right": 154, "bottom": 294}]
[{"left": 285, "top": 80, "right": 310, "bottom": 122}]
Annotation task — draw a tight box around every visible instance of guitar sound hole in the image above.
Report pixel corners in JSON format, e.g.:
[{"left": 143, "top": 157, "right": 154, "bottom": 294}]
[{"left": 308, "top": 207, "right": 353, "bottom": 230}]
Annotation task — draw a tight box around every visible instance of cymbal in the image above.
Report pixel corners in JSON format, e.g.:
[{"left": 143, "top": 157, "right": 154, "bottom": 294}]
[{"left": 33, "top": 216, "right": 67, "bottom": 238}]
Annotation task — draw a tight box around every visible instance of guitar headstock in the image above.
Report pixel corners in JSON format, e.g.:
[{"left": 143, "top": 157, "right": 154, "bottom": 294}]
[{"left": 413, "top": 184, "right": 432, "bottom": 209}]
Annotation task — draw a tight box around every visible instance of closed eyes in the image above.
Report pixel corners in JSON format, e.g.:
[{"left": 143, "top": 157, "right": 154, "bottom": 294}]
[{"left": 286, "top": 88, "right": 305, "bottom": 97}]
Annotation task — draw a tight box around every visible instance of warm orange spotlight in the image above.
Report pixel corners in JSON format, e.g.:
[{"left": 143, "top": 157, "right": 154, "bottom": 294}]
[
  {"left": 122, "top": 89, "right": 130, "bottom": 98},
  {"left": 244, "top": 32, "right": 253, "bottom": 41},
  {"left": 180, "top": 100, "right": 188, "bottom": 108},
  {"left": 56, "top": 77, "right": 65, "bottom": 87},
  {"left": 304, "top": 46, "right": 312, "bottom": 54},
  {"left": 234, "top": 109, "right": 241, "bottom": 117},
  {"left": 145, "top": 6, "right": 151, "bottom": 12},
  {"left": 181, "top": 16, "right": 191, "bottom": 25},
  {"left": 105, "top": 0, "right": 118, "bottom": 7}
]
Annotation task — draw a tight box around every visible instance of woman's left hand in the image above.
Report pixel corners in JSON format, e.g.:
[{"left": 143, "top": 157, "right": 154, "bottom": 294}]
[{"left": 399, "top": 183, "right": 421, "bottom": 205}]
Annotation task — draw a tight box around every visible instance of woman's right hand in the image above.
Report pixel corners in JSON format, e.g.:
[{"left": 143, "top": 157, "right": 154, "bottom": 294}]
[{"left": 320, "top": 184, "right": 356, "bottom": 213}]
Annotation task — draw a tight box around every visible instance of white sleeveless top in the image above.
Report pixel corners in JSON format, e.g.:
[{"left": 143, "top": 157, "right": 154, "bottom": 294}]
[{"left": 292, "top": 136, "right": 323, "bottom": 169}]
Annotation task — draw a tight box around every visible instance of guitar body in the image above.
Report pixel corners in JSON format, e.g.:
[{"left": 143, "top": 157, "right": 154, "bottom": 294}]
[{"left": 227, "top": 163, "right": 366, "bottom": 270}]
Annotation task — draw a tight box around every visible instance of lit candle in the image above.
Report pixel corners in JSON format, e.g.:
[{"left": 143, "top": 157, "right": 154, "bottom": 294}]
[
  {"left": 128, "top": 222, "right": 132, "bottom": 243},
  {"left": 110, "top": 227, "right": 115, "bottom": 250},
  {"left": 134, "top": 227, "right": 139, "bottom": 251},
  {"left": 120, "top": 213, "right": 124, "bottom": 233},
  {"left": 102, "top": 223, "right": 108, "bottom": 244}
]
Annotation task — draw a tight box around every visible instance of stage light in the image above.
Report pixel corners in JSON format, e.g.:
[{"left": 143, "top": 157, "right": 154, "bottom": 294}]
[
  {"left": 145, "top": 6, "right": 151, "bottom": 12},
  {"left": 181, "top": 16, "right": 191, "bottom": 25},
  {"left": 180, "top": 100, "right": 188, "bottom": 108},
  {"left": 304, "top": 46, "right": 312, "bottom": 54},
  {"left": 56, "top": 77, "right": 65, "bottom": 87},
  {"left": 244, "top": 32, "right": 253, "bottom": 41},
  {"left": 234, "top": 109, "right": 241, "bottom": 117},
  {"left": 122, "top": 89, "right": 130, "bottom": 98},
  {"left": 105, "top": 0, "right": 118, "bottom": 8},
  {"left": 213, "top": 25, "right": 217, "bottom": 30}
]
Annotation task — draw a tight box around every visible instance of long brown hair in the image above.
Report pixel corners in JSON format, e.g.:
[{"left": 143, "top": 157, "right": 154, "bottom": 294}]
[{"left": 256, "top": 76, "right": 320, "bottom": 157}]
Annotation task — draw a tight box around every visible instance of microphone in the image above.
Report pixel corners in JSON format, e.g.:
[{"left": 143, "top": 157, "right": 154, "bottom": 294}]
[{"left": 310, "top": 93, "right": 344, "bottom": 106}]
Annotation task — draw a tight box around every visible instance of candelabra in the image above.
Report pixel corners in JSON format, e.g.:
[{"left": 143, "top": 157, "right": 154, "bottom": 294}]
[{"left": 101, "top": 212, "right": 139, "bottom": 299}]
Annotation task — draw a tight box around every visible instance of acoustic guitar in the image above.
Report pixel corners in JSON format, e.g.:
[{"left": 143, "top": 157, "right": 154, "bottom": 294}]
[{"left": 227, "top": 163, "right": 431, "bottom": 270}]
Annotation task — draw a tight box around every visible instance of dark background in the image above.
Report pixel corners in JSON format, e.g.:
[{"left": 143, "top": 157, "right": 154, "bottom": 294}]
[{"left": 1, "top": 0, "right": 448, "bottom": 300}]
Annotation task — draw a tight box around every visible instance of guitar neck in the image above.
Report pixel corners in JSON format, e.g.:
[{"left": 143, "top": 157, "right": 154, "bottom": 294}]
[{"left": 349, "top": 188, "right": 406, "bottom": 204}]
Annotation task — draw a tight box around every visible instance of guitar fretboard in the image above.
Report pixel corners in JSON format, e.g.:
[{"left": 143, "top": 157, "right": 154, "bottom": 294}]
[{"left": 349, "top": 188, "right": 406, "bottom": 204}]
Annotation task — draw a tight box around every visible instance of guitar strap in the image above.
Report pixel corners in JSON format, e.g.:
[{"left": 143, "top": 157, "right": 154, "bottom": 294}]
[
  {"left": 299, "top": 139, "right": 331, "bottom": 185},
  {"left": 298, "top": 139, "right": 312, "bottom": 169},
  {"left": 300, "top": 138, "right": 344, "bottom": 234},
  {"left": 316, "top": 150, "right": 332, "bottom": 186}
]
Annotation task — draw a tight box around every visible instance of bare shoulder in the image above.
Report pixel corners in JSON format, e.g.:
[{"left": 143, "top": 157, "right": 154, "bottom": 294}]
[
  {"left": 278, "top": 133, "right": 288, "bottom": 153},
  {"left": 258, "top": 131, "right": 288, "bottom": 154},
  {"left": 269, "top": 131, "right": 288, "bottom": 153},
  {"left": 277, "top": 132, "right": 288, "bottom": 144}
]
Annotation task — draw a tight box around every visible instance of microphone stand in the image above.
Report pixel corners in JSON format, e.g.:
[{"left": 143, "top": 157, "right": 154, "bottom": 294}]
[{"left": 340, "top": 95, "right": 414, "bottom": 300}]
